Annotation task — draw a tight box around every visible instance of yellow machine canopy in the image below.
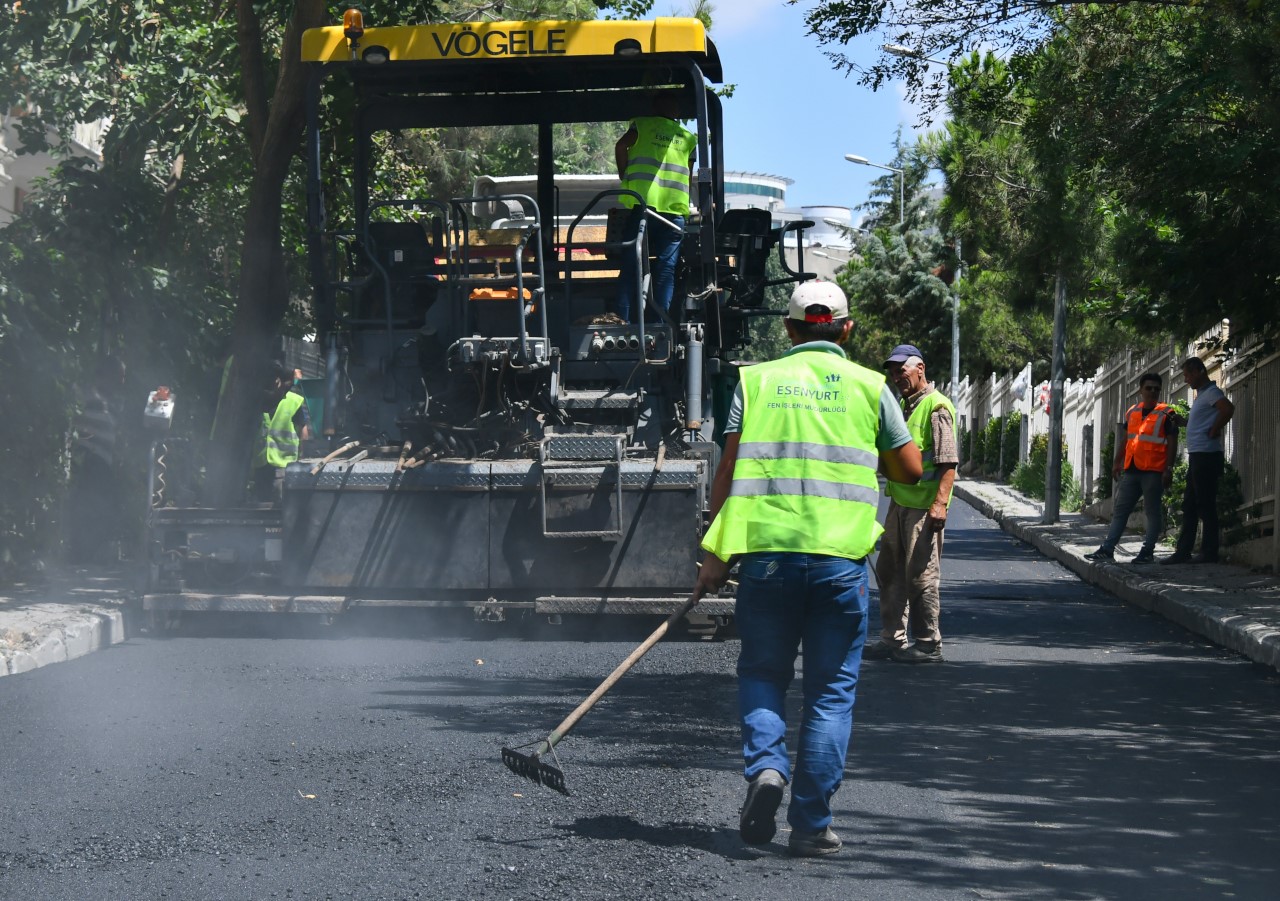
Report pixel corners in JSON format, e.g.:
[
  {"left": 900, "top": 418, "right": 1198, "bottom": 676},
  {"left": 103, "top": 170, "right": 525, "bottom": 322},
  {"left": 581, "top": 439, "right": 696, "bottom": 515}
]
[{"left": 302, "top": 17, "right": 719, "bottom": 78}]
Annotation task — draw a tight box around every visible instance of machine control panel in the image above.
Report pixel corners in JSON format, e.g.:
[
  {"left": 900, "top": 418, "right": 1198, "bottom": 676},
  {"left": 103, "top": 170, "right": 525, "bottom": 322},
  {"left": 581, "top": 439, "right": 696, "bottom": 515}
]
[{"left": 454, "top": 336, "right": 549, "bottom": 365}]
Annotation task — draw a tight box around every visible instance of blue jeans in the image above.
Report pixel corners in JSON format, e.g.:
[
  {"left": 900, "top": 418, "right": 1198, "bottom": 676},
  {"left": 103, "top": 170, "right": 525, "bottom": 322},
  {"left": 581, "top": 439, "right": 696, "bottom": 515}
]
[
  {"left": 735, "top": 552, "right": 869, "bottom": 833},
  {"left": 1103, "top": 468, "right": 1164, "bottom": 554},
  {"left": 617, "top": 212, "right": 684, "bottom": 323}
]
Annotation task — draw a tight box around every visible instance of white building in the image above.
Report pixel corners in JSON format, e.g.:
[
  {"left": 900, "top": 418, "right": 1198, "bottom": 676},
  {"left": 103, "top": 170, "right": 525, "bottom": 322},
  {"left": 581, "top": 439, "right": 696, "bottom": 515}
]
[
  {"left": 723, "top": 170, "right": 790, "bottom": 217},
  {"left": 470, "top": 169, "right": 855, "bottom": 280},
  {"left": 0, "top": 113, "right": 106, "bottom": 227},
  {"left": 721, "top": 172, "right": 856, "bottom": 281}
]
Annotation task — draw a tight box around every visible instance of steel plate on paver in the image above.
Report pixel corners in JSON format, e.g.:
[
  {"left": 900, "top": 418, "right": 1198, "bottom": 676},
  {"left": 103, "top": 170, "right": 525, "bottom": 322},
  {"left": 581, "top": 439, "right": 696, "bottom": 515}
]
[
  {"left": 534, "top": 596, "right": 735, "bottom": 615},
  {"left": 143, "top": 593, "right": 346, "bottom": 614}
]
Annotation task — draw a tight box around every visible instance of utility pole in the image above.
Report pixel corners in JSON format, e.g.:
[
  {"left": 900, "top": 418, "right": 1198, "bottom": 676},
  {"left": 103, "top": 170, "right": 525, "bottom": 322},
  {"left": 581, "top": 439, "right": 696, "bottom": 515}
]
[
  {"left": 951, "top": 237, "right": 961, "bottom": 389},
  {"left": 1042, "top": 271, "right": 1067, "bottom": 523}
]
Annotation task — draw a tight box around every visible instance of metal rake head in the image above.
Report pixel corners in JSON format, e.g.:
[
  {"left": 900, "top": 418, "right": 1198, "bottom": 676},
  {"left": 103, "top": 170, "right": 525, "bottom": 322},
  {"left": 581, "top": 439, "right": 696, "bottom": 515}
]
[{"left": 502, "top": 746, "right": 568, "bottom": 795}]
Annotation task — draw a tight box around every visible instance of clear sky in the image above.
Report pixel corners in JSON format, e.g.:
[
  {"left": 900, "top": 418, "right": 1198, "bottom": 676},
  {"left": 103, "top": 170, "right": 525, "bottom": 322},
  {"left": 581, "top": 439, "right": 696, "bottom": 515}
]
[{"left": 695, "top": 1, "right": 930, "bottom": 214}]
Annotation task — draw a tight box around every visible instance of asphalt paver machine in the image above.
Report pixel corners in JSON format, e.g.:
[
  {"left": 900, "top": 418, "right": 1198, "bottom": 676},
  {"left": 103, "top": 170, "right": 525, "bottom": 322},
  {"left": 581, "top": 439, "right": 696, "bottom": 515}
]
[{"left": 144, "top": 16, "right": 813, "bottom": 623}]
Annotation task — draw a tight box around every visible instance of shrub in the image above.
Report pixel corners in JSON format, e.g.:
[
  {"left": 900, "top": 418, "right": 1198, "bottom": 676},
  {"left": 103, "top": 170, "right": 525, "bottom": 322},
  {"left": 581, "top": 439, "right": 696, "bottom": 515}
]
[
  {"left": 1162, "top": 459, "right": 1245, "bottom": 547},
  {"left": 971, "top": 421, "right": 987, "bottom": 470},
  {"left": 999, "top": 411, "right": 1022, "bottom": 480},
  {"left": 981, "top": 416, "right": 1002, "bottom": 472},
  {"left": 1096, "top": 427, "right": 1115, "bottom": 500},
  {"left": 1012, "top": 433, "right": 1082, "bottom": 511}
]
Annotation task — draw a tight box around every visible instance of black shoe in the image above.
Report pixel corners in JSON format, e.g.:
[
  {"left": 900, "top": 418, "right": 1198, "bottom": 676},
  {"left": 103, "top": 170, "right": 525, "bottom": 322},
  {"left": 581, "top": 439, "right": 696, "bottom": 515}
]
[
  {"left": 789, "top": 825, "right": 843, "bottom": 857},
  {"left": 1191, "top": 553, "right": 1219, "bottom": 564},
  {"left": 892, "top": 642, "right": 944, "bottom": 664},
  {"left": 739, "top": 769, "right": 785, "bottom": 845},
  {"left": 1084, "top": 547, "right": 1114, "bottom": 562},
  {"left": 1131, "top": 549, "right": 1155, "bottom": 565},
  {"left": 861, "top": 639, "right": 902, "bottom": 661},
  {"left": 1160, "top": 553, "right": 1192, "bottom": 566}
]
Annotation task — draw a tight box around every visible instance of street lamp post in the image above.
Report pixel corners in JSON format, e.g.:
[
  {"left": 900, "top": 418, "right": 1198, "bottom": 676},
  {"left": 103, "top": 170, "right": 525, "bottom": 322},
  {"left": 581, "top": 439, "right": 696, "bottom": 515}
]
[{"left": 844, "top": 154, "right": 904, "bottom": 228}]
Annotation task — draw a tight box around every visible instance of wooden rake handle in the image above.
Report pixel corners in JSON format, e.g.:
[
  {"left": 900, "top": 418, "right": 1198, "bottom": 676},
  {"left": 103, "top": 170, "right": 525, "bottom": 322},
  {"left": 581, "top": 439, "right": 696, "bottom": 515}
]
[{"left": 536, "top": 587, "right": 705, "bottom": 756}]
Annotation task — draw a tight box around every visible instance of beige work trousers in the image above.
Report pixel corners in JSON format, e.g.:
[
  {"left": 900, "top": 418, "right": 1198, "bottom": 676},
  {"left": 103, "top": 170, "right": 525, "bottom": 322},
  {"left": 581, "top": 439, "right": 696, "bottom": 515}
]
[{"left": 875, "top": 501, "right": 944, "bottom": 647}]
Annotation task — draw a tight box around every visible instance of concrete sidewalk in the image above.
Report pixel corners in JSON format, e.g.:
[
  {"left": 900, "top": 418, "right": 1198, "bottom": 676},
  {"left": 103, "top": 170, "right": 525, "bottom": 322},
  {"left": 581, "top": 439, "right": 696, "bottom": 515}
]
[
  {"left": 955, "top": 479, "right": 1280, "bottom": 672},
  {"left": 0, "top": 567, "right": 133, "bottom": 676}
]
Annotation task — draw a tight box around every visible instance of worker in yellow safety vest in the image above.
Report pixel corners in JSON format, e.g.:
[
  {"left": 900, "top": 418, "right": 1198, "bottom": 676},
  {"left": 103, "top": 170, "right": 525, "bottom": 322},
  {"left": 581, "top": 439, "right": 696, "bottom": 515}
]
[
  {"left": 614, "top": 95, "right": 697, "bottom": 323},
  {"left": 1085, "top": 371, "right": 1178, "bottom": 564},
  {"left": 865, "top": 345, "right": 959, "bottom": 665},
  {"left": 252, "top": 361, "right": 312, "bottom": 503},
  {"left": 696, "top": 280, "right": 922, "bottom": 857}
]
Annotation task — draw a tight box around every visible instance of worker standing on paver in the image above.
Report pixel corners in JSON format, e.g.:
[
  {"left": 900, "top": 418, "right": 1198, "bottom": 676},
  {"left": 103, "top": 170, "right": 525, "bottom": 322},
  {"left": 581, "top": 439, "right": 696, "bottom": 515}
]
[
  {"left": 252, "top": 361, "right": 312, "bottom": 503},
  {"left": 696, "top": 282, "right": 921, "bottom": 857},
  {"left": 865, "top": 345, "right": 959, "bottom": 664},
  {"left": 614, "top": 95, "right": 696, "bottom": 323}
]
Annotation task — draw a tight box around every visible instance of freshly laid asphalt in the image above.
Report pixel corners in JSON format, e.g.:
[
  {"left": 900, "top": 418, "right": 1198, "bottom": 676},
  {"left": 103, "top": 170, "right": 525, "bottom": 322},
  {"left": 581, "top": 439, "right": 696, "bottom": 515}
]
[
  {"left": 3, "top": 480, "right": 1276, "bottom": 677},
  {"left": 952, "top": 479, "right": 1280, "bottom": 672},
  {"left": 2, "top": 496, "right": 1278, "bottom": 899}
]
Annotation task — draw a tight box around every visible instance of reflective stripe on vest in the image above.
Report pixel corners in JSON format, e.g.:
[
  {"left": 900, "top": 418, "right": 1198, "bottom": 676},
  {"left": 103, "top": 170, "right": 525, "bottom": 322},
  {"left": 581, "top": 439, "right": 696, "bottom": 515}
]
[
  {"left": 254, "top": 391, "right": 305, "bottom": 469},
  {"left": 701, "top": 349, "right": 885, "bottom": 562},
  {"left": 887, "top": 389, "right": 956, "bottom": 509},
  {"left": 1122, "top": 402, "right": 1171, "bottom": 471},
  {"left": 621, "top": 117, "right": 696, "bottom": 216}
]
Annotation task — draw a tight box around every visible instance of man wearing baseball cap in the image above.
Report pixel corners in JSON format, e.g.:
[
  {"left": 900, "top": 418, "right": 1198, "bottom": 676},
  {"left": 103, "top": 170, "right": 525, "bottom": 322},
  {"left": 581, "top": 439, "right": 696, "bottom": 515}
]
[
  {"left": 697, "top": 280, "right": 921, "bottom": 856},
  {"left": 865, "top": 344, "right": 959, "bottom": 664}
]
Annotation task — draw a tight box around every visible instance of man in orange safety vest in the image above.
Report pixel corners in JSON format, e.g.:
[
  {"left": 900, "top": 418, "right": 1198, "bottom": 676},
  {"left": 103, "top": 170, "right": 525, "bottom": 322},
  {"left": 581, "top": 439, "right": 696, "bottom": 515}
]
[{"left": 1085, "top": 372, "right": 1179, "bottom": 564}]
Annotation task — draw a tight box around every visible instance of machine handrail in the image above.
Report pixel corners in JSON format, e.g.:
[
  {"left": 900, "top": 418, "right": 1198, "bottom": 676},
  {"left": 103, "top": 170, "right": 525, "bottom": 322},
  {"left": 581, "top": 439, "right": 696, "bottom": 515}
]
[{"left": 449, "top": 193, "right": 547, "bottom": 363}]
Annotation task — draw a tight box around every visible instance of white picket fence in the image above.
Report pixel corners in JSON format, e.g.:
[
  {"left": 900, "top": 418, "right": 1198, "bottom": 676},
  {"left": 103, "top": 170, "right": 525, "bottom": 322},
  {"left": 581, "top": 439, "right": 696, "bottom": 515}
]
[{"left": 946, "top": 320, "right": 1279, "bottom": 569}]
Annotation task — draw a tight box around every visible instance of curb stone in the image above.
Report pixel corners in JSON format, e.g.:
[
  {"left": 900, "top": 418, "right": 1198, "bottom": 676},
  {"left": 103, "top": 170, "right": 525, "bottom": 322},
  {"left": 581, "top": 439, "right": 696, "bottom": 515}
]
[
  {"left": 0, "top": 566, "right": 137, "bottom": 678},
  {"left": 0, "top": 604, "right": 129, "bottom": 678},
  {"left": 954, "top": 482, "right": 1280, "bottom": 672}
]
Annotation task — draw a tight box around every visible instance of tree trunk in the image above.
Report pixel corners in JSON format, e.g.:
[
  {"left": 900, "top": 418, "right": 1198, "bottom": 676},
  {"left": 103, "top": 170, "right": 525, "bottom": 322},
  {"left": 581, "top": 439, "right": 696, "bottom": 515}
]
[{"left": 201, "top": 0, "right": 327, "bottom": 506}]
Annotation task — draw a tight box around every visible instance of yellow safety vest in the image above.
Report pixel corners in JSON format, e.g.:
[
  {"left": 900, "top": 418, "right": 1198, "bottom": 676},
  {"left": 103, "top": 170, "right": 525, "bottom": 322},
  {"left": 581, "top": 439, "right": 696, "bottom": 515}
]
[
  {"left": 620, "top": 117, "right": 696, "bottom": 216},
  {"left": 254, "top": 391, "right": 304, "bottom": 469},
  {"left": 701, "top": 347, "right": 885, "bottom": 562},
  {"left": 887, "top": 389, "right": 956, "bottom": 509}
]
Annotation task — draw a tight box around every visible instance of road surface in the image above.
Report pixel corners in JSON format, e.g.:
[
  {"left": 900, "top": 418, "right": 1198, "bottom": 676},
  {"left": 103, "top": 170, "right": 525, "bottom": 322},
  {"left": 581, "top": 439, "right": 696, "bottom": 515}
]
[{"left": 1, "top": 500, "right": 1278, "bottom": 900}]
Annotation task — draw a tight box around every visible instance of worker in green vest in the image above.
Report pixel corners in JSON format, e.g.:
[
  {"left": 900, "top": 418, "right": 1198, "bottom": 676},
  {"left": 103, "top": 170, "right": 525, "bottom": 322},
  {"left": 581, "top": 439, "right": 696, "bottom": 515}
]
[
  {"left": 252, "top": 361, "right": 311, "bottom": 503},
  {"left": 614, "top": 95, "right": 697, "bottom": 323},
  {"left": 696, "top": 281, "right": 922, "bottom": 857},
  {"left": 865, "top": 345, "right": 959, "bottom": 664}
]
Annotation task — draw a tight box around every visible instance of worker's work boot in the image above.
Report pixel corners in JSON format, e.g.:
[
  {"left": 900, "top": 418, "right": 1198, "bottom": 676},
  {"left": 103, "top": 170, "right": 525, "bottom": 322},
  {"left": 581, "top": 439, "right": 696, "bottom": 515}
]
[
  {"left": 789, "top": 825, "right": 843, "bottom": 857},
  {"left": 892, "top": 642, "right": 944, "bottom": 664},
  {"left": 861, "top": 639, "right": 903, "bottom": 661},
  {"left": 739, "top": 768, "right": 786, "bottom": 845}
]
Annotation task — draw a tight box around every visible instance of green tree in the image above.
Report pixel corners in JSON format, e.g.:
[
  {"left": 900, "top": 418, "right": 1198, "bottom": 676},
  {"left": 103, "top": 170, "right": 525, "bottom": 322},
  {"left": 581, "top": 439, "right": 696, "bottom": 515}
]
[
  {"left": 829, "top": 138, "right": 954, "bottom": 371},
  {"left": 928, "top": 50, "right": 1140, "bottom": 380},
  {"left": 744, "top": 256, "right": 796, "bottom": 362},
  {"left": 798, "top": 0, "right": 1279, "bottom": 340},
  {"left": 1031, "top": 3, "right": 1280, "bottom": 337},
  {"left": 0, "top": 1, "right": 658, "bottom": 569}
]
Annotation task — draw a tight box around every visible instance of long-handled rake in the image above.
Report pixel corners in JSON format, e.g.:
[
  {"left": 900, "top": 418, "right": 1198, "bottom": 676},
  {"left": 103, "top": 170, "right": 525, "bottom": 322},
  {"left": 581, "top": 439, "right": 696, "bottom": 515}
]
[{"left": 501, "top": 586, "right": 705, "bottom": 795}]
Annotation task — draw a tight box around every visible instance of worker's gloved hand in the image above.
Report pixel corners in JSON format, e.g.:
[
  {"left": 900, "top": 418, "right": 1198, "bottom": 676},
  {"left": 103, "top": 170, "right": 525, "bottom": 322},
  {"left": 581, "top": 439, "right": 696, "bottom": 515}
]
[{"left": 695, "top": 552, "right": 731, "bottom": 597}]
